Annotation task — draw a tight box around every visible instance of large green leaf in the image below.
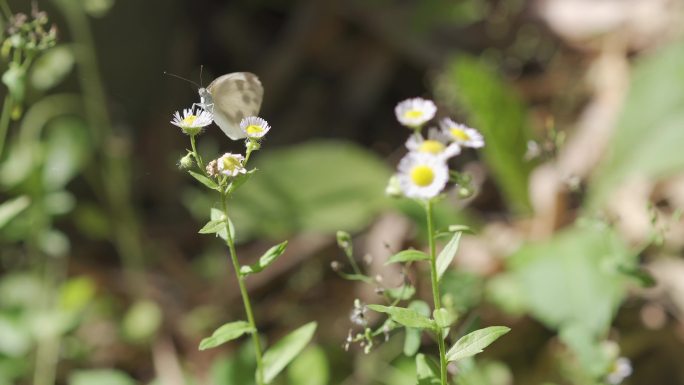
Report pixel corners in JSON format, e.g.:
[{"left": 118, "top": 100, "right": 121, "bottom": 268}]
[
  {"left": 262, "top": 322, "right": 317, "bottom": 384},
  {"left": 507, "top": 224, "right": 632, "bottom": 336},
  {"left": 446, "top": 326, "right": 510, "bottom": 362},
  {"left": 230, "top": 141, "right": 391, "bottom": 240},
  {"left": 440, "top": 55, "right": 533, "bottom": 213},
  {"left": 589, "top": 42, "right": 684, "bottom": 206},
  {"left": 199, "top": 321, "right": 254, "bottom": 351}
]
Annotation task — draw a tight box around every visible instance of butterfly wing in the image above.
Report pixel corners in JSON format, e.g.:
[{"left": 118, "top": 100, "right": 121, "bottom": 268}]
[{"left": 207, "top": 72, "right": 264, "bottom": 140}]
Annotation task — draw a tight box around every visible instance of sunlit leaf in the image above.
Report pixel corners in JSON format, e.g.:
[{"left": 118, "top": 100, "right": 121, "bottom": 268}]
[
  {"left": 262, "top": 322, "right": 317, "bottom": 384},
  {"left": 368, "top": 304, "right": 436, "bottom": 330},
  {"left": 240, "top": 241, "right": 288, "bottom": 275},
  {"left": 385, "top": 249, "right": 430, "bottom": 265},
  {"left": 436, "top": 232, "right": 462, "bottom": 279},
  {"left": 446, "top": 326, "right": 510, "bottom": 362},
  {"left": 199, "top": 321, "right": 254, "bottom": 351}
]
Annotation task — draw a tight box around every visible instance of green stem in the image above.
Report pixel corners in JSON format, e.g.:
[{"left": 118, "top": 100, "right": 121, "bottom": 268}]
[
  {"left": 189, "top": 134, "right": 204, "bottom": 170},
  {"left": 426, "top": 199, "right": 448, "bottom": 385},
  {"left": 220, "top": 193, "right": 264, "bottom": 385},
  {"left": 0, "top": 95, "right": 13, "bottom": 158}
]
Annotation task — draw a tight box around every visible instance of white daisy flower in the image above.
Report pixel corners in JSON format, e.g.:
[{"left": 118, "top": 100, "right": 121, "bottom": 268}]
[
  {"left": 439, "top": 118, "right": 484, "bottom": 148},
  {"left": 606, "top": 357, "right": 632, "bottom": 385},
  {"left": 171, "top": 106, "right": 213, "bottom": 136},
  {"left": 217, "top": 153, "right": 246, "bottom": 177},
  {"left": 397, "top": 152, "right": 449, "bottom": 199},
  {"left": 394, "top": 98, "right": 437, "bottom": 128},
  {"left": 406, "top": 128, "right": 461, "bottom": 160},
  {"left": 240, "top": 116, "right": 271, "bottom": 139}
]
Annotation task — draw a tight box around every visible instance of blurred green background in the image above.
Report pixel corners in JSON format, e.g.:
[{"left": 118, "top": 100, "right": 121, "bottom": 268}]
[{"left": 1, "top": 0, "right": 683, "bottom": 384}]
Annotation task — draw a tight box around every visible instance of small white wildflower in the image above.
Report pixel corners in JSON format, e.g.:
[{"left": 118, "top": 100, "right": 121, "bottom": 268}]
[
  {"left": 394, "top": 97, "right": 437, "bottom": 128},
  {"left": 397, "top": 152, "right": 449, "bottom": 199},
  {"left": 217, "top": 153, "right": 246, "bottom": 177},
  {"left": 240, "top": 116, "right": 271, "bottom": 139},
  {"left": 170, "top": 107, "right": 213, "bottom": 136},
  {"left": 406, "top": 128, "right": 461, "bottom": 160},
  {"left": 606, "top": 357, "right": 632, "bottom": 385},
  {"left": 439, "top": 118, "right": 484, "bottom": 148}
]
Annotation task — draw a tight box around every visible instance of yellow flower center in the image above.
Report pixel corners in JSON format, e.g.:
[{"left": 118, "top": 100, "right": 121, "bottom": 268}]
[
  {"left": 450, "top": 128, "right": 470, "bottom": 141},
  {"left": 403, "top": 109, "right": 424, "bottom": 120},
  {"left": 221, "top": 156, "right": 242, "bottom": 172},
  {"left": 418, "top": 140, "right": 445, "bottom": 155},
  {"left": 410, "top": 165, "right": 434, "bottom": 187},
  {"left": 246, "top": 124, "right": 263, "bottom": 135},
  {"left": 182, "top": 115, "right": 198, "bottom": 126}
]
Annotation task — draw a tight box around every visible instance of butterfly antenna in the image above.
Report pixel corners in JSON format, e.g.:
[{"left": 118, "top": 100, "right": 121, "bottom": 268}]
[{"left": 163, "top": 71, "right": 200, "bottom": 89}]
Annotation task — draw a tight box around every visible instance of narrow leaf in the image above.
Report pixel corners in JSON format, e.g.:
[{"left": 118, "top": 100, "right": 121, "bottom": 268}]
[
  {"left": 436, "top": 232, "right": 462, "bottom": 279},
  {"left": 198, "top": 219, "right": 225, "bottom": 234},
  {"left": 211, "top": 208, "right": 235, "bottom": 241},
  {"left": 240, "top": 241, "right": 288, "bottom": 276},
  {"left": 448, "top": 224, "right": 474, "bottom": 234},
  {"left": 404, "top": 301, "right": 430, "bottom": 356},
  {"left": 416, "top": 353, "right": 441, "bottom": 385},
  {"left": 385, "top": 249, "right": 429, "bottom": 265},
  {"left": 262, "top": 322, "right": 317, "bottom": 384},
  {"left": 198, "top": 321, "right": 254, "bottom": 350},
  {"left": 385, "top": 284, "right": 416, "bottom": 301},
  {"left": 0, "top": 195, "right": 30, "bottom": 229},
  {"left": 188, "top": 170, "right": 218, "bottom": 190},
  {"left": 446, "top": 326, "right": 510, "bottom": 362},
  {"left": 367, "top": 304, "right": 435, "bottom": 330}
]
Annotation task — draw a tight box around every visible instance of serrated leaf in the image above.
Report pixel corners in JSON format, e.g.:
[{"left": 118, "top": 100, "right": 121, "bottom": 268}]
[
  {"left": 446, "top": 326, "right": 510, "bottom": 362},
  {"left": 416, "top": 353, "right": 441, "bottom": 385},
  {"left": 240, "top": 240, "right": 288, "bottom": 276},
  {"left": 199, "top": 219, "right": 226, "bottom": 234},
  {"left": 263, "top": 322, "right": 317, "bottom": 384},
  {"left": 0, "top": 195, "right": 30, "bottom": 229},
  {"left": 367, "top": 304, "right": 436, "bottom": 330},
  {"left": 385, "top": 249, "right": 430, "bottom": 265},
  {"left": 189, "top": 170, "right": 218, "bottom": 190},
  {"left": 436, "top": 232, "right": 462, "bottom": 279},
  {"left": 404, "top": 300, "right": 430, "bottom": 356},
  {"left": 198, "top": 321, "right": 254, "bottom": 351}
]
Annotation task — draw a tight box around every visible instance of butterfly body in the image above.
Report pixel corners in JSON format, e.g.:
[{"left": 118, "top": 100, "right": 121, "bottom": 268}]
[{"left": 198, "top": 72, "right": 264, "bottom": 140}]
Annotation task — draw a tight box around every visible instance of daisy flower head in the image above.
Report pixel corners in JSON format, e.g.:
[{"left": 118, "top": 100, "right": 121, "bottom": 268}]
[
  {"left": 394, "top": 97, "right": 437, "bottom": 128},
  {"left": 397, "top": 152, "right": 449, "bottom": 199},
  {"left": 440, "top": 118, "right": 484, "bottom": 148},
  {"left": 171, "top": 106, "right": 213, "bottom": 136},
  {"left": 406, "top": 128, "right": 461, "bottom": 160},
  {"left": 217, "top": 153, "right": 246, "bottom": 177},
  {"left": 240, "top": 116, "right": 271, "bottom": 139}
]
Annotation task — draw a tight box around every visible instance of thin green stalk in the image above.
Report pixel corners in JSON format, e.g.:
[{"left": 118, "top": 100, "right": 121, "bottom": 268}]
[
  {"left": 426, "top": 199, "right": 448, "bottom": 385},
  {"left": 189, "top": 134, "right": 204, "bottom": 170},
  {"left": 0, "top": 95, "right": 13, "bottom": 158},
  {"left": 220, "top": 193, "right": 264, "bottom": 385}
]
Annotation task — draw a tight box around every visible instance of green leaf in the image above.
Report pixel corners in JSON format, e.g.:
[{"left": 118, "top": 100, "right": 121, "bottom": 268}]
[
  {"left": 226, "top": 169, "right": 256, "bottom": 194},
  {"left": 385, "top": 249, "right": 430, "bottom": 265},
  {"left": 42, "top": 117, "right": 90, "bottom": 190},
  {"left": 336, "top": 272, "right": 373, "bottom": 283},
  {"left": 0, "top": 196, "right": 30, "bottom": 229},
  {"left": 616, "top": 264, "right": 656, "bottom": 288},
  {"left": 287, "top": 345, "right": 329, "bottom": 385},
  {"left": 69, "top": 369, "right": 136, "bottom": 385},
  {"left": 211, "top": 208, "right": 235, "bottom": 241},
  {"left": 30, "top": 46, "right": 75, "bottom": 91},
  {"left": 436, "top": 232, "right": 462, "bottom": 279},
  {"left": 385, "top": 284, "right": 416, "bottom": 301},
  {"left": 262, "top": 322, "right": 317, "bottom": 384},
  {"left": 367, "top": 304, "right": 436, "bottom": 330},
  {"left": 198, "top": 219, "right": 226, "bottom": 235},
  {"left": 433, "top": 308, "right": 456, "bottom": 328},
  {"left": 240, "top": 240, "right": 288, "bottom": 276},
  {"left": 416, "top": 353, "right": 441, "bottom": 385},
  {"left": 230, "top": 141, "right": 391, "bottom": 240},
  {"left": 198, "top": 321, "right": 254, "bottom": 351},
  {"left": 404, "top": 301, "right": 430, "bottom": 356},
  {"left": 446, "top": 326, "right": 510, "bottom": 362},
  {"left": 122, "top": 300, "right": 162, "bottom": 343},
  {"left": 440, "top": 55, "right": 532, "bottom": 212},
  {"left": 589, "top": 42, "right": 684, "bottom": 206},
  {"left": 448, "top": 224, "right": 474, "bottom": 234},
  {"left": 188, "top": 170, "right": 218, "bottom": 190}
]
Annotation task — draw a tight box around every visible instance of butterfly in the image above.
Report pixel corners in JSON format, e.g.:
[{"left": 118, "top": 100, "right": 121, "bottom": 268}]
[{"left": 197, "top": 72, "right": 264, "bottom": 140}]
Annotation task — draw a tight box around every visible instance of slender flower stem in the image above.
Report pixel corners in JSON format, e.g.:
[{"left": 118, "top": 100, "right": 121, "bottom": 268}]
[
  {"left": 220, "top": 193, "right": 264, "bottom": 385},
  {"left": 426, "top": 199, "right": 448, "bottom": 385},
  {"left": 189, "top": 134, "right": 204, "bottom": 170}
]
